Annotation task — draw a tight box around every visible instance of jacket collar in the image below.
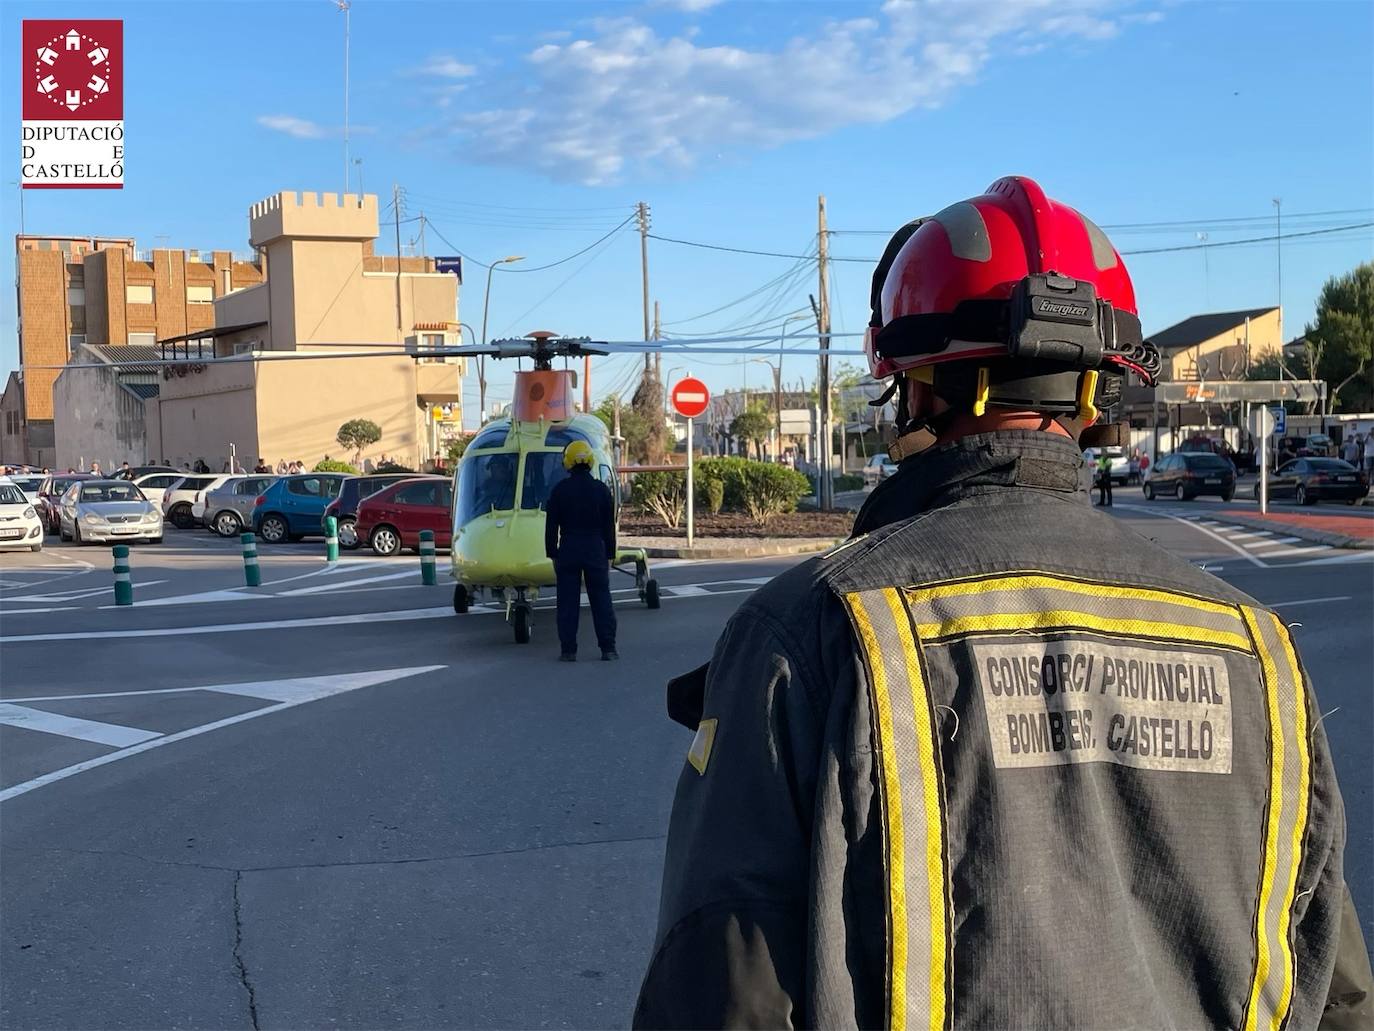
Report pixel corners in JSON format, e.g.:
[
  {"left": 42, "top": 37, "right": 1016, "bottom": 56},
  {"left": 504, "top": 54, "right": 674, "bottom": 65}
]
[{"left": 852, "top": 430, "right": 1089, "bottom": 537}]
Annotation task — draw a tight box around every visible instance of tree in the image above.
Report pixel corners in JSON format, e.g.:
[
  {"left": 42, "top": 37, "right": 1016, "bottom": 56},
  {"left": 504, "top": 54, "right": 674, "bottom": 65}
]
[
  {"left": 730, "top": 404, "right": 773, "bottom": 460},
  {"left": 444, "top": 433, "right": 475, "bottom": 465},
  {"left": 1304, "top": 262, "right": 1373, "bottom": 414},
  {"left": 594, "top": 396, "right": 663, "bottom": 465},
  {"left": 630, "top": 369, "right": 667, "bottom": 464},
  {"left": 336, "top": 418, "right": 382, "bottom": 466}
]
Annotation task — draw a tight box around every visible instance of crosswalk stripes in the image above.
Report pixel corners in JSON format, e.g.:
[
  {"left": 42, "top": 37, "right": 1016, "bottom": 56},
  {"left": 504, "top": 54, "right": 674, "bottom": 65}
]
[{"left": 1175, "top": 513, "right": 1334, "bottom": 562}]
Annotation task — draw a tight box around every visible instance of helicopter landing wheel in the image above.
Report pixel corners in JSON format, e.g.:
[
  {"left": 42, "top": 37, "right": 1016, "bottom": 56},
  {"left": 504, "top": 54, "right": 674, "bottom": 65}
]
[
  {"left": 453, "top": 584, "right": 470, "bottom": 614},
  {"left": 644, "top": 578, "right": 661, "bottom": 609},
  {"left": 513, "top": 602, "right": 532, "bottom": 644}
]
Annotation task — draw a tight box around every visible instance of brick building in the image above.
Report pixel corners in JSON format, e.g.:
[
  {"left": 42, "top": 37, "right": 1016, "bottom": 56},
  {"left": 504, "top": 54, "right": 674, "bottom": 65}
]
[{"left": 13, "top": 234, "right": 262, "bottom": 466}]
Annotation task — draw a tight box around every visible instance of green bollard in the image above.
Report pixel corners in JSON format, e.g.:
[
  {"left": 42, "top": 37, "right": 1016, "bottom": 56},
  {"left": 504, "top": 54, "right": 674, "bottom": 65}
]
[
  {"left": 324, "top": 516, "right": 339, "bottom": 564},
  {"left": 240, "top": 532, "right": 261, "bottom": 587},
  {"left": 419, "top": 529, "right": 437, "bottom": 585},
  {"left": 112, "top": 544, "right": 133, "bottom": 606}
]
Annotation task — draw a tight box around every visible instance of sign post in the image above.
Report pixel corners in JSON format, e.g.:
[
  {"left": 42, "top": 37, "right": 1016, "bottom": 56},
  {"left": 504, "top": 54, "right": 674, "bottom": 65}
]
[
  {"left": 671, "top": 376, "right": 711, "bottom": 550},
  {"left": 1249, "top": 406, "right": 1276, "bottom": 515}
]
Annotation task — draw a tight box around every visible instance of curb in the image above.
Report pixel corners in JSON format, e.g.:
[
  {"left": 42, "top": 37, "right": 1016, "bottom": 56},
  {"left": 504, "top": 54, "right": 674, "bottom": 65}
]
[
  {"left": 634, "top": 539, "right": 843, "bottom": 560},
  {"left": 1199, "top": 513, "right": 1373, "bottom": 551}
]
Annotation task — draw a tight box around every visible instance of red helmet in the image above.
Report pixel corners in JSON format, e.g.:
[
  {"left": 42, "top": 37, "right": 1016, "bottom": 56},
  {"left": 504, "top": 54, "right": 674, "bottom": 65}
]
[{"left": 866, "top": 177, "right": 1158, "bottom": 421}]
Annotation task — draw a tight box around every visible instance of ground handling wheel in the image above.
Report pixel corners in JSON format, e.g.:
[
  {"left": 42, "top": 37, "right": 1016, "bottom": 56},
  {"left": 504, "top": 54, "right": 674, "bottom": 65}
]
[
  {"left": 513, "top": 602, "right": 532, "bottom": 644},
  {"left": 453, "top": 583, "right": 470, "bottom": 614},
  {"left": 644, "top": 578, "right": 661, "bottom": 609}
]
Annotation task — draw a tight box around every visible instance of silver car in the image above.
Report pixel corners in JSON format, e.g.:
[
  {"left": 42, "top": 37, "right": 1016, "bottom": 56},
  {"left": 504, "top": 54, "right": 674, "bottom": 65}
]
[
  {"left": 203, "top": 475, "right": 277, "bottom": 537},
  {"left": 58, "top": 479, "right": 164, "bottom": 545}
]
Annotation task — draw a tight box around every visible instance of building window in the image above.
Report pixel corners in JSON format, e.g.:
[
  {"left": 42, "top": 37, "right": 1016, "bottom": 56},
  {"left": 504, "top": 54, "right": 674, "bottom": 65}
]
[
  {"left": 126, "top": 284, "right": 154, "bottom": 304},
  {"left": 186, "top": 284, "right": 214, "bottom": 303},
  {"left": 68, "top": 286, "right": 85, "bottom": 306},
  {"left": 415, "top": 332, "right": 449, "bottom": 364}
]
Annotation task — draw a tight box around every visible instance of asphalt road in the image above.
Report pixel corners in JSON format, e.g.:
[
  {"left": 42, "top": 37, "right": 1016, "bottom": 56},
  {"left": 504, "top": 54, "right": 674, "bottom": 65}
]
[{"left": 1, "top": 513, "right": 1370, "bottom": 1029}]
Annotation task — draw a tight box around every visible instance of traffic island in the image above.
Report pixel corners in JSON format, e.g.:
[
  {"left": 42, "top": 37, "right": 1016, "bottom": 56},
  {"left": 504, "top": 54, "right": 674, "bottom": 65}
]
[
  {"left": 1203, "top": 508, "right": 1373, "bottom": 551},
  {"left": 619, "top": 510, "right": 855, "bottom": 559}
]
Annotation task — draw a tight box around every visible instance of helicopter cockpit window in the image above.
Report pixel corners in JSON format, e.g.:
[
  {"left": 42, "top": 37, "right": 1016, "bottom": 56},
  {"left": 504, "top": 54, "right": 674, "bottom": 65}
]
[
  {"left": 520, "top": 452, "right": 569, "bottom": 510},
  {"left": 544, "top": 426, "right": 591, "bottom": 449},
  {"left": 455, "top": 453, "right": 518, "bottom": 525},
  {"left": 468, "top": 424, "right": 511, "bottom": 452}
]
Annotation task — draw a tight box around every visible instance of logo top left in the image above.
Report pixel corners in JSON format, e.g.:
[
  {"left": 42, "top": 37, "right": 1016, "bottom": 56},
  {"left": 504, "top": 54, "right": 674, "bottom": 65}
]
[{"left": 23, "top": 20, "right": 123, "bottom": 121}]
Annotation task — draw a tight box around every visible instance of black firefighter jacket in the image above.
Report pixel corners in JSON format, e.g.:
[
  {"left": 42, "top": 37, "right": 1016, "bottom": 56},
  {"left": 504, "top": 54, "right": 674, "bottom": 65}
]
[{"left": 634, "top": 430, "right": 1371, "bottom": 1030}]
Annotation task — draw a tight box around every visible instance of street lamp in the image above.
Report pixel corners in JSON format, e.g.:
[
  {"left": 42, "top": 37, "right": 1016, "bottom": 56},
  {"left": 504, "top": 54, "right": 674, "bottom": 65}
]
[
  {"left": 478, "top": 255, "right": 524, "bottom": 424},
  {"left": 748, "top": 358, "right": 782, "bottom": 460}
]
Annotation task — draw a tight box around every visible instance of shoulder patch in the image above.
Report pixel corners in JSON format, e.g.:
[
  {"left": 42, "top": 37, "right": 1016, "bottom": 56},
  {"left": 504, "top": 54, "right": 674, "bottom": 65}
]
[{"left": 686, "top": 718, "right": 718, "bottom": 775}]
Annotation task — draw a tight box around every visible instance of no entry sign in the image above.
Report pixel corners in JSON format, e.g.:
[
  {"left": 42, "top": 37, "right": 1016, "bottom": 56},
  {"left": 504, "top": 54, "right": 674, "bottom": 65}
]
[{"left": 671, "top": 377, "right": 710, "bottom": 419}]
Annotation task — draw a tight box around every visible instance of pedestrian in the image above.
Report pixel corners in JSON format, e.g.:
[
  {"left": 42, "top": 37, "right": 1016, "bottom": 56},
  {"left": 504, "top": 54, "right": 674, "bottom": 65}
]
[
  {"left": 89, "top": 461, "right": 102, "bottom": 476},
  {"left": 1364, "top": 429, "right": 1374, "bottom": 477},
  {"left": 1094, "top": 450, "right": 1113, "bottom": 506},
  {"left": 116, "top": 461, "right": 133, "bottom": 480},
  {"left": 1341, "top": 432, "right": 1361, "bottom": 465},
  {"left": 253, "top": 458, "right": 271, "bottom": 474},
  {"left": 276, "top": 459, "right": 288, "bottom": 475},
  {"left": 545, "top": 440, "right": 617, "bottom": 662},
  {"left": 633, "top": 177, "right": 1370, "bottom": 1029}
]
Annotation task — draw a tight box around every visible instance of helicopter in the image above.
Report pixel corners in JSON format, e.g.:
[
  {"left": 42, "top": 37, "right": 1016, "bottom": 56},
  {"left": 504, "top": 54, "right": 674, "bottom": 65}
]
[{"left": 442, "top": 332, "right": 662, "bottom": 644}]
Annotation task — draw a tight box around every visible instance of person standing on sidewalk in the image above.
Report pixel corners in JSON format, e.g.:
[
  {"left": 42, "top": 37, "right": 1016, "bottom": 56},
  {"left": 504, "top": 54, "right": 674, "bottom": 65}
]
[
  {"left": 545, "top": 440, "right": 618, "bottom": 662},
  {"left": 1095, "top": 450, "right": 1113, "bottom": 506}
]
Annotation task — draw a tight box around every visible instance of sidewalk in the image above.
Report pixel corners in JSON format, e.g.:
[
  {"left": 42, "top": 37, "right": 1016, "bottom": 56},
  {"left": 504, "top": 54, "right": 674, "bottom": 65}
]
[
  {"left": 622, "top": 534, "right": 841, "bottom": 560},
  {"left": 1194, "top": 507, "right": 1372, "bottom": 550}
]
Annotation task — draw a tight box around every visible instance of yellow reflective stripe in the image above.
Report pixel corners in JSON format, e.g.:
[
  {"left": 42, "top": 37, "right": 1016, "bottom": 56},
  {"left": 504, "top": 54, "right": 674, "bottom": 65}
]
[
  {"left": 1241, "top": 608, "right": 1311, "bottom": 1031},
  {"left": 915, "top": 610, "right": 1252, "bottom": 652},
  {"left": 850, "top": 591, "right": 909, "bottom": 1031},
  {"left": 883, "top": 588, "right": 948, "bottom": 1031},
  {"left": 905, "top": 573, "right": 1240, "bottom": 620}
]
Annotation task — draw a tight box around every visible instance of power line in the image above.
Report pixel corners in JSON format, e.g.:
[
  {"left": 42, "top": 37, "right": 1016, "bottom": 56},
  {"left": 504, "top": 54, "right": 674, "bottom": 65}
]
[
  {"left": 496, "top": 225, "right": 628, "bottom": 335},
  {"left": 647, "top": 233, "right": 869, "bottom": 262},
  {"left": 829, "top": 207, "right": 1374, "bottom": 235},
  {"left": 663, "top": 251, "right": 814, "bottom": 325},
  {"left": 1122, "top": 222, "right": 1372, "bottom": 255},
  {"left": 424, "top": 214, "right": 635, "bottom": 273}
]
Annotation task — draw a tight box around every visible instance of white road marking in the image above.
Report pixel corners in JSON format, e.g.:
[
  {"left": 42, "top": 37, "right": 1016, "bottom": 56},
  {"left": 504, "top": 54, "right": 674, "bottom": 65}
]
[
  {"left": 1251, "top": 537, "right": 1305, "bottom": 548},
  {"left": 1271, "top": 595, "right": 1354, "bottom": 607},
  {"left": 0, "top": 703, "right": 161, "bottom": 748},
  {"left": 1247, "top": 545, "right": 1327, "bottom": 558},
  {"left": 276, "top": 569, "right": 418, "bottom": 596},
  {"left": 666, "top": 585, "right": 710, "bottom": 597},
  {"left": 205, "top": 668, "right": 440, "bottom": 703},
  {"left": 5, "top": 685, "right": 225, "bottom": 703},
  {"left": 0, "top": 666, "right": 445, "bottom": 803},
  {"left": 3, "top": 580, "right": 170, "bottom": 603},
  {"left": 0, "top": 605, "right": 78, "bottom": 614},
  {"left": 1115, "top": 504, "right": 1265, "bottom": 567},
  {"left": 107, "top": 588, "right": 254, "bottom": 608},
  {"left": 1286, "top": 551, "right": 1374, "bottom": 566}
]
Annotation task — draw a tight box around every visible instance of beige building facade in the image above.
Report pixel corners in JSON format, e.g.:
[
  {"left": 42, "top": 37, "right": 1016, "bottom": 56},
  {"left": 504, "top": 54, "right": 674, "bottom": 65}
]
[{"left": 54, "top": 190, "right": 464, "bottom": 472}]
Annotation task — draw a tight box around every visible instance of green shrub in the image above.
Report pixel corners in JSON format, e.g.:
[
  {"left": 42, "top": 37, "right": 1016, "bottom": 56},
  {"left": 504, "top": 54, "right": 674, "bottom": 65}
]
[
  {"left": 314, "top": 459, "right": 357, "bottom": 473},
  {"left": 834, "top": 473, "right": 864, "bottom": 492},
  {"left": 375, "top": 462, "right": 414, "bottom": 473},
  {"left": 631, "top": 469, "right": 688, "bottom": 528},
  {"left": 703, "top": 478, "right": 725, "bottom": 515},
  {"left": 695, "top": 456, "right": 757, "bottom": 511},
  {"left": 738, "top": 462, "right": 810, "bottom": 524}
]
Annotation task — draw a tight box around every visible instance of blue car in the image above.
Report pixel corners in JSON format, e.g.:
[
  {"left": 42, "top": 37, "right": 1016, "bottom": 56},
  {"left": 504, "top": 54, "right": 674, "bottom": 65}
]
[{"left": 251, "top": 474, "right": 346, "bottom": 543}]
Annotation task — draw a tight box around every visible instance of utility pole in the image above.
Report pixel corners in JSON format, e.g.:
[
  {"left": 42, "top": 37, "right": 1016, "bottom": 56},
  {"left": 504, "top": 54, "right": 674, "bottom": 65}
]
[
  {"left": 636, "top": 202, "right": 651, "bottom": 368},
  {"left": 418, "top": 213, "right": 426, "bottom": 258},
  {"left": 393, "top": 183, "right": 404, "bottom": 334},
  {"left": 816, "top": 194, "right": 833, "bottom": 511},
  {"left": 653, "top": 299, "right": 661, "bottom": 380},
  {"left": 1273, "top": 197, "right": 1283, "bottom": 343},
  {"left": 335, "top": 1, "right": 351, "bottom": 194}
]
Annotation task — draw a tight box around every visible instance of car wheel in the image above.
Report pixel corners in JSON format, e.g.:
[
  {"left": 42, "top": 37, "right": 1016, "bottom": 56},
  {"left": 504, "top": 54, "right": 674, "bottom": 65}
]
[
  {"left": 369, "top": 525, "right": 401, "bottom": 557},
  {"left": 30, "top": 543, "right": 41, "bottom": 553},
  {"left": 258, "top": 514, "right": 289, "bottom": 543},
  {"left": 170, "top": 503, "right": 194, "bottom": 529},
  {"left": 1174, "top": 481, "right": 1184, "bottom": 500},
  {"left": 148, "top": 536, "right": 163, "bottom": 545},
  {"left": 1296, "top": 485, "right": 1310, "bottom": 506},
  {"left": 1221, "top": 488, "right": 1235, "bottom": 502},
  {"left": 213, "top": 510, "right": 242, "bottom": 537},
  {"left": 338, "top": 518, "right": 360, "bottom": 550},
  {"left": 1143, "top": 482, "right": 1155, "bottom": 500}
]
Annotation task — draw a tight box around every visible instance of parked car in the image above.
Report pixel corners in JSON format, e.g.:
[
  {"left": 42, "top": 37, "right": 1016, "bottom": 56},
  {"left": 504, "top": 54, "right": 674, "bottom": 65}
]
[
  {"left": 6, "top": 474, "right": 44, "bottom": 504},
  {"left": 861, "top": 453, "right": 899, "bottom": 486},
  {"left": 321, "top": 473, "right": 421, "bottom": 549},
  {"left": 133, "top": 471, "right": 185, "bottom": 510},
  {"left": 355, "top": 477, "right": 453, "bottom": 556},
  {"left": 251, "top": 474, "right": 347, "bottom": 543},
  {"left": 203, "top": 475, "right": 278, "bottom": 537},
  {"left": 130, "top": 464, "right": 178, "bottom": 478},
  {"left": 1273, "top": 433, "right": 1335, "bottom": 467},
  {"left": 1143, "top": 452, "right": 1237, "bottom": 501},
  {"left": 0, "top": 477, "right": 44, "bottom": 552},
  {"left": 188, "top": 474, "right": 243, "bottom": 526},
  {"left": 159, "top": 474, "right": 221, "bottom": 529},
  {"left": 58, "top": 479, "right": 163, "bottom": 545},
  {"left": 1082, "top": 447, "right": 1132, "bottom": 486},
  {"left": 1259, "top": 458, "right": 1369, "bottom": 506},
  {"left": 37, "top": 473, "right": 93, "bottom": 532}
]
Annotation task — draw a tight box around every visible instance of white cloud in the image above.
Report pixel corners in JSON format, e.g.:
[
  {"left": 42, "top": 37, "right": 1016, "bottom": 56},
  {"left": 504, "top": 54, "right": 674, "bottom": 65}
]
[
  {"left": 411, "top": 55, "right": 477, "bottom": 78},
  {"left": 657, "top": 0, "right": 727, "bottom": 11},
  {"left": 257, "top": 114, "right": 329, "bottom": 140},
  {"left": 450, "top": 1, "right": 1151, "bottom": 184}
]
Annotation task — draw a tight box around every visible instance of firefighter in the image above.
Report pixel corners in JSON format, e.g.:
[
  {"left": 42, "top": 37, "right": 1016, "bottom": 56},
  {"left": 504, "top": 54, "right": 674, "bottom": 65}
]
[
  {"left": 545, "top": 440, "right": 617, "bottom": 662},
  {"left": 634, "top": 177, "right": 1370, "bottom": 1029}
]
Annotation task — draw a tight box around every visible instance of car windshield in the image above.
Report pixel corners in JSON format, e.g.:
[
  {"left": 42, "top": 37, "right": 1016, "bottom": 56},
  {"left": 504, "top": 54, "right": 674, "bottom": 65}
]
[
  {"left": 1308, "top": 435, "right": 1332, "bottom": 446},
  {"left": 11, "top": 477, "right": 41, "bottom": 492},
  {"left": 1184, "top": 454, "right": 1231, "bottom": 470},
  {"left": 1307, "top": 458, "right": 1355, "bottom": 471},
  {"left": 81, "top": 483, "right": 142, "bottom": 503},
  {"left": 521, "top": 452, "right": 570, "bottom": 510},
  {"left": 48, "top": 479, "right": 78, "bottom": 494},
  {"left": 455, "top": 452, "right": 518, "bottom": 525},
  {"left": 0, "top": 484, "right": 27, "bottom": 505}
]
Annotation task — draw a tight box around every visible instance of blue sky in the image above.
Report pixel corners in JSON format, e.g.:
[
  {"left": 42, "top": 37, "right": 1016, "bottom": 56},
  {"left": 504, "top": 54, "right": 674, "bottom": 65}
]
[{"left": 4, "top": 0, "right": 1371, "bottom": 421}]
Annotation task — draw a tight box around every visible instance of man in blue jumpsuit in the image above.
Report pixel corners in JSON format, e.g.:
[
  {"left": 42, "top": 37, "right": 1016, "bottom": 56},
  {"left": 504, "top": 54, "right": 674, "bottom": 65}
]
[{"left": 545, "top": 440, "right": 618, "bottom": 662}]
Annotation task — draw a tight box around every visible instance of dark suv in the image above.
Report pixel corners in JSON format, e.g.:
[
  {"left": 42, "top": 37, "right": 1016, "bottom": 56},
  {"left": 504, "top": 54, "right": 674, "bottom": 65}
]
[
  {"left": 322, "top": 474, "right": 420, "bottom": 549},
  {"left": 1144, "top": 452, "right": 1237, "bottom": 501}
]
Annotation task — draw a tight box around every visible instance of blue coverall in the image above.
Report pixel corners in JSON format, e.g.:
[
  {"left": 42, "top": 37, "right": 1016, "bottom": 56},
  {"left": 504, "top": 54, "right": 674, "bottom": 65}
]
[{"left": 544, "top": 465, "right": 617, "bottom": 656}]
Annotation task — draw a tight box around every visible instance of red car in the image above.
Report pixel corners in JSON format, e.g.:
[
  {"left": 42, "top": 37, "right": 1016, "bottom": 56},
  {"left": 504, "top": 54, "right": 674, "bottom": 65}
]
[
  {"left": 37, "top": 473, "right": 93, "bottom": 533},
  {"left": 354, "top": 476, "right": 453, "bottom": 556}
]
